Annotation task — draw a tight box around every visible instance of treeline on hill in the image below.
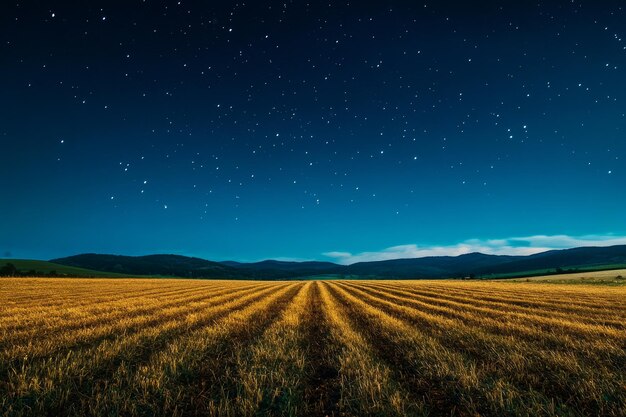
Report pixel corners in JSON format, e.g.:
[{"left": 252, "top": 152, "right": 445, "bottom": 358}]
[
  {"left": 0, "top": 263, "right": 77, "bottom": 278},
  {"left": 50, "top": 254, "right": 337, "bottom": 280},
  {"left": 51, "top": 246, "right": 626, "bottom": 280},
  {"left": 5, "top": 245, "right": 626, "bottom": 279}
]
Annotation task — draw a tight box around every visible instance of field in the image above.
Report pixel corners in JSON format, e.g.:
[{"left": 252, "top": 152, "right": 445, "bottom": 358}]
[
  {"left": 508, "top": 268, "right": 626, "bottom": 285},
  {"left": 1, "top": 279, "right": 625, "bottom": 416}
]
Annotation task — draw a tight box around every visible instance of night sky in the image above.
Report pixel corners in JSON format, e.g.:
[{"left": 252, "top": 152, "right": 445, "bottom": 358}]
[{"left": 2, "top": 1, "right": 625, "bottom": 263}]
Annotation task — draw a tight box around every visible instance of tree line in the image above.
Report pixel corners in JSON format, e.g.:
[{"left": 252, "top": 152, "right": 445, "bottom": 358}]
[{"left": 0, "top": 263, "right": 72, "bottom": 277}]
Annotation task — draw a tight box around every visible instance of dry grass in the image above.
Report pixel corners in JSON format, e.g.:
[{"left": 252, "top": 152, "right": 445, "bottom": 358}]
[
  {"left": 507, "top": 268, "right": 626, "bottom": 284},
  {"left": 1, "top": 278, "right": 625, "bottom": 416}
]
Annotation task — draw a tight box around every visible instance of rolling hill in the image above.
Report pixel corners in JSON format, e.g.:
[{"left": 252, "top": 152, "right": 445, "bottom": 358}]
[
  {"left": 476, "top": 245, "right": 626, "bottom": 276},
  {"left": 341, "top": 252, "right": 524, "bottom": 277},
  {"left": 43, "top": 244, "right": 626, "bottom": 279},
  {"left": 49, "top": 254, "right": 243, "bottom": 278},
  {"left": 0, "top": 259, "right": 129, "bottom": 277}
]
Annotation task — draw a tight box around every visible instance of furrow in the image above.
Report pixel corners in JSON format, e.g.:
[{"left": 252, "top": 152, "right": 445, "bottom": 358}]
[
  {"left": 342, "top": 282, "right": 626, "bottom": 341},
  {"left": 0, "top": 283, "right": 272, "bottom": 355},
  {"left": 99, "top": 282, "right": 301, "bottom": 417},
  {"left": 1, "top": 283, "right": 286, "bottom": 415},
  {"left": 318, "top": 282, "right": 423, "bottom": 416},
  {"left": 332, "top": 282, "right": 626, "bottom": 416}
]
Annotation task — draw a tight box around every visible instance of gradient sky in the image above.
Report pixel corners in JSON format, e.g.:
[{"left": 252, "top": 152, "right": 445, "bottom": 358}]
[{"left": 1, "top": 1, "right": 625, "bottom": 262}]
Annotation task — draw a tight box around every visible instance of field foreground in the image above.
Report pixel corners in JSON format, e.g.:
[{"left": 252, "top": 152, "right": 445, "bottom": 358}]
[{"left": 1, "top": 279, "right": 625, "bottom": 416}]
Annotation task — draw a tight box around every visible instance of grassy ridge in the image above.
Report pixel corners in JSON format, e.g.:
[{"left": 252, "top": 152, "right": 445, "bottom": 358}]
[
  {"left": 0, "top": 259, "right": 130, "bottom": 277},
  {"left": 506, "top": 268, "right": 626, "bottom": 285},
  {"left": 1, "top": 278, "right": 625, "bottom": 416},
  {"left": 3, "top": 257, "right": 626, "bottom": 281},
  {"left": 481, "top": 263, "right": 626, "bottom": 280}
]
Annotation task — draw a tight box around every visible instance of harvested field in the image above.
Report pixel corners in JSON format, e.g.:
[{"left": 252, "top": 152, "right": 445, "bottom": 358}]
[{"left": 1, "top": 278, "right": 625, "bottom": 416}]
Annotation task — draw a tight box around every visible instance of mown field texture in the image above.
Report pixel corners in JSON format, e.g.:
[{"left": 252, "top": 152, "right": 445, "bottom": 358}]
[
  {"left": 509, "top": 268, "right": 626, "bottom": 285},
  {"left": 1, "top": 279, "right": 625, "bottom": 417}
]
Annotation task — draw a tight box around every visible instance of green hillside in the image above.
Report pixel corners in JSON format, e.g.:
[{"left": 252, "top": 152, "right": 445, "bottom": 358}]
[{"left": 0, "top": 259, "right": 130, "bottom": 277}]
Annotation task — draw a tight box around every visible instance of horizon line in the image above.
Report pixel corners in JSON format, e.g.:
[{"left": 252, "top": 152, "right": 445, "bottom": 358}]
[{"left": 4, "top": 233, "right": 626, "bottom": 266}]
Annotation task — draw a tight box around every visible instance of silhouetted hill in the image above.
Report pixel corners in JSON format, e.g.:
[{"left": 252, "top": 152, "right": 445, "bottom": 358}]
[
  {"left": 49, "top": 245, "right": 626, "bottom": 279},
  {"left": 52, "top": 254, "right": 242, "bottom": 278},
  {"left": 343, "top": 252, "right": 523, "bottom": 278},
  {"left": 342, "top": 246, "right": 626, "bottom": 278},
  {"left": 51, "top": 254, "right": 338, "bottom": 279},
  {"left": 227, "top": 260, "right": 341, "bottom": 279},
  {"left": 226, "top": 260, "right": 339, "bottom": 272},
  {"left": 475, "top": 245, "right": 626, "bottom": 276},
  {"left": 0, "top": 259, "right": 129, "bottom": 277}
]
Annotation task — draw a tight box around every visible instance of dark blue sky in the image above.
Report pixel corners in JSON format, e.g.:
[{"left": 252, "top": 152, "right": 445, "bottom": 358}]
[{"left": 1, "top": 1, "right": 625, "bottom": 262}]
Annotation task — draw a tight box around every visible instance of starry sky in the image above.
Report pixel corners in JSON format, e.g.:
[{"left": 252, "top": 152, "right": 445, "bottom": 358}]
[{"left": 1, "top": 1, "right": 625, "bottom": 263}]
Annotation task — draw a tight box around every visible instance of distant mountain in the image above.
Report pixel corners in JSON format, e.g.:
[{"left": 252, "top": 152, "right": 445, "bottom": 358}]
[
  {"left": 49, "top": 245, "right": 626, "bottom": 279},
  {"left": 226, "top": 260, "right": 339, "bottom": 272},
  {"left": 342, "top": 246, "right": 626, "bottom": 278},
  {"left": 51, "top": 254, "right": 242, "bottom": 278},
  {"left": 475, "top": 245, "right": 626, "bottom": 276},
  {"left": 343, "top": 252, "right": 524, "bottom": 278},
  {"left": 51, "top": 254, "right": 339, "bottom": 279}
]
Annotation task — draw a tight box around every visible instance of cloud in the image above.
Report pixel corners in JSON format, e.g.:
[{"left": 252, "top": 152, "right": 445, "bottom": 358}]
[{"left": 323, "top": 234, "right": 626, "bottom": 265}]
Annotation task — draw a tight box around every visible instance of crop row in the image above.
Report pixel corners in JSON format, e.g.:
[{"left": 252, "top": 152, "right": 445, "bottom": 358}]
[{"left": 1, "top": 278, "right": 624, "bottom": 416}]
